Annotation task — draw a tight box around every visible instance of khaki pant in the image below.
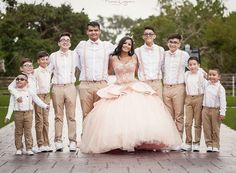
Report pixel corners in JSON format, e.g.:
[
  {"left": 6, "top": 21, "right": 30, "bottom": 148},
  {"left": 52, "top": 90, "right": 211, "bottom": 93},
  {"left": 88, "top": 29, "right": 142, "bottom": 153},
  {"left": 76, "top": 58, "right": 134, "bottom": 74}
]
[
  {"left": 185, "top": 95, "right": 203, "bottom": 145},
  {"left": 14, "top": 110, "right": 33, "bottom": 150},
  {"left": 34, "top": 93, "right": 50, "bottom": 147},
  {"left": 202, "top": 107, "right": 221, "bottom": 148},
  {"left": 144, "top": 80, "right": 163, "bottom": 100},
  {"left": 51, "top": 84, "right": 77, "bottom": 143},
  {"left": 78, "top": 81, "right": 107, "bottom": 118},
  {"left": 163, "top": 84, "right": 185, "bottom": 139}
]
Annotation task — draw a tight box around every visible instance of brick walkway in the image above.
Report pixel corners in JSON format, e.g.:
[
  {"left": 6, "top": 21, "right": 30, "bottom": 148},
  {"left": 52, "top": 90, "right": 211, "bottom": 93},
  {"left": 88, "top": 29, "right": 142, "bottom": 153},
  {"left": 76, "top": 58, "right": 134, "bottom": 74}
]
[{"left": 1, "top": 95, "right": 236, "bottom": 173}]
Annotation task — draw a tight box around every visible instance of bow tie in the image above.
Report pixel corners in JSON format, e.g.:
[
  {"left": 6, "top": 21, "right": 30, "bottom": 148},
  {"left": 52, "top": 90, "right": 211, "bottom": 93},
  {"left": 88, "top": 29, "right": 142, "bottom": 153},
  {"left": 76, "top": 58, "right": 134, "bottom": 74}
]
[
  {"left": 60, "top": 52, "right": 69, "bottom": 56},
  {"left": 168, "top": 51, "right": 176, "bottom": 56},
  {"left": 145, "top": 46, "right": 154, "bottom": 51},
  {"left": 90, "top": 41, "right": 99, "bottom": 45}
]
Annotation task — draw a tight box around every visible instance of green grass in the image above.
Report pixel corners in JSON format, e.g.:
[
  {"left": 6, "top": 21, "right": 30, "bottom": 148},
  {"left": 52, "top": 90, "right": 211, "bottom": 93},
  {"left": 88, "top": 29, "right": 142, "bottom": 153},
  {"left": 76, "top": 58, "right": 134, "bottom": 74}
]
[
  {"left": 223, "top": 107, "right": 236, "bottom": 130},
  {"left": 0, "top": 107, "right": 9, "bottom": 128},
  {"left": 227, "top": 96, "right": 236, "bottom": 107}
]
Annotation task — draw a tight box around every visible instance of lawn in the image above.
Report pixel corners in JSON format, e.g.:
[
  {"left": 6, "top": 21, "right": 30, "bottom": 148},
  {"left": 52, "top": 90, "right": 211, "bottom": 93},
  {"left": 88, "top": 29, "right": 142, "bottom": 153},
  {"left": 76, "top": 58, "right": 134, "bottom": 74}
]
[{"left": 224, "top": 96, "right": 236, "bottom": 130}]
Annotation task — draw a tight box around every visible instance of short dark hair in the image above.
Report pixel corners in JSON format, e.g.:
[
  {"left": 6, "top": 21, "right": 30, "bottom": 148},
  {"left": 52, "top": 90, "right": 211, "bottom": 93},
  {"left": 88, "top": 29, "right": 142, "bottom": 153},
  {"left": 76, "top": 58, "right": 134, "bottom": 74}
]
[
  {"left": 87, "top": 21, "right": 100, "bottom": 30},
  {"left": 37, "top": 51, "right": 49, "bottom": 60},
  {"left": 167, "top": 33, "right": 182, "bottom": 41},
  {"left": 188, "top": 56, "right": 200, "bottom": 64},
  {"left": 144, "top": 26, "right": 155, "bottom": 33},
  {"left": 58, "top": 32, "right": 72, "bottom": 41},
  {"left": 209, "top": 68, "right": 221, "bottom": 75},
  {"left": 20, "top": 58, "right": 32, "bottom": 67}
]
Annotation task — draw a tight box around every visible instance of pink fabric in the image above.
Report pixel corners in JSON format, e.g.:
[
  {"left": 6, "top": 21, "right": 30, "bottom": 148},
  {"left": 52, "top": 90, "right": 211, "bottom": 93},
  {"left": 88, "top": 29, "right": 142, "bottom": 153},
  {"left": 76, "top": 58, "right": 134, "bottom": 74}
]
[{"left": 80, "top": 57, "right": 182, "bottom": 153}]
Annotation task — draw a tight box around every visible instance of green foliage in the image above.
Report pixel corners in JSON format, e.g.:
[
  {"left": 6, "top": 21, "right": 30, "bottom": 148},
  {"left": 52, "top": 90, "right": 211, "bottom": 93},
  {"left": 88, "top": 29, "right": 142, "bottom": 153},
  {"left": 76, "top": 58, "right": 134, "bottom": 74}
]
[
  {"left": 0, "top": 1, "right": 89, "bottom": 76},
  {"left": 97, "top": 15, "right": 137, "bottom": 44}
]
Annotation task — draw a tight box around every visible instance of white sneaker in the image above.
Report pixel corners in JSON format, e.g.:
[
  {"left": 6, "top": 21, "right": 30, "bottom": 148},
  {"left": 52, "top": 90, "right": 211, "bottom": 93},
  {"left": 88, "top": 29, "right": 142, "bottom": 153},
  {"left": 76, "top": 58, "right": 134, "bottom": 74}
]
[
  {"left": 69, "top": 142, "right": 77, "bottom": 152},
  {"left": 55, "top": 142, "right": 63, "bottom": 152},
  {"left": 26, "top": 150, "right": 34, "bottom": 156},
  {"left": 46, "top": 146, "right": 53, "bottom": 152},
  {"left": 15, "top": 149, "right": 22, "bottom": 155},
  {"left": 206, "top": 146, "right": 213, "bottom": 152},
  {"left": 171, "top": 145, "right": 182, "bottom": 151},
  {"left": 192, "top": 144, "right": 200, "bottom": 152},
  {"left": 181, "top": 144, "right": 192, "bottom": 151},
  {"left": 212, "top": 147, "right": 219, "bottom": 152},
  {"left": 39, "top": 146, "right": 47, "bottom": 152}
]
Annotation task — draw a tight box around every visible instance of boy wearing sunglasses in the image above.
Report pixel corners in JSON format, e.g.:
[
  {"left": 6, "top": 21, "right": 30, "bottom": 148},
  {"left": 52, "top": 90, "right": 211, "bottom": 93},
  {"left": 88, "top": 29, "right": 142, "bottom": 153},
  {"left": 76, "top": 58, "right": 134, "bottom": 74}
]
[{"left": 5, "top": 73, "right": 49, "bottom": 156}]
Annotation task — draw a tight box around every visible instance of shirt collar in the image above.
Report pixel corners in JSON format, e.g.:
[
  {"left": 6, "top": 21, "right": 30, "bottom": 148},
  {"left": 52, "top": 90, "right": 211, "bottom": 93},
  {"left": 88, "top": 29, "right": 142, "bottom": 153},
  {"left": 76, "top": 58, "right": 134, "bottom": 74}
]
[
  {"left": 209, "top": 80, "right": 220, "bottom": 86},
  {"left": 38, "top": 66, "right": 48, "bottom": 72},
  {"left": 88, "top": 39, "right": 101, "bottom": 45},
  {"left": 17, "top": 86, "right": 28, "bottom": 91},
  {"left": 59, "top": 50, "right": 70, "bottom": 57},
  {"left": 168, "top": 49, "right": 179, "bottom": 56},
  {"left": 144, "top": 44, "right": 155, "bottom": 51}
]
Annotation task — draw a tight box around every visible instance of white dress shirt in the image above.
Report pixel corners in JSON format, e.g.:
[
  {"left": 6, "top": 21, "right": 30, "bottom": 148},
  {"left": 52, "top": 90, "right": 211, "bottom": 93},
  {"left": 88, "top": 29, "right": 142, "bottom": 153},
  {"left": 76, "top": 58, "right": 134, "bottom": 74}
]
[
  {"left": 5, "top": 87, "right": 48, "bottom": 119},
  {"left": 163, "top": 49, "right": 190, "bottom": 85},
  {"left": 185, "top": 70, "right": 205, "bottom": 95},
  {"left": 49, "top": 50, "right": 78, "bottom": 84},
  {"left": 135, "top": 44, "right": 165, "bottom": 81},
  {"left": 34, "top": 66, "right": 52, "bottom": 94},
  {"left": 203, "top": 81, "right": 226, "bottom": 116},
  {"left": 8, "top": 74, "right": 37, "bottom": 98},
  {"left": 74, "top": 39, "right": 114, "bottom": 81}
]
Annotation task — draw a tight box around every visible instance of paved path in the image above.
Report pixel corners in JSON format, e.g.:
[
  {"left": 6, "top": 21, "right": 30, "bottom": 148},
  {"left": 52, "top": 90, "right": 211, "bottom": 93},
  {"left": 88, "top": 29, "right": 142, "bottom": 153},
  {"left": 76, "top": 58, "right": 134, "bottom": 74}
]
[{"left": 1, "top": 94, "right": 236, "bottom": 173}]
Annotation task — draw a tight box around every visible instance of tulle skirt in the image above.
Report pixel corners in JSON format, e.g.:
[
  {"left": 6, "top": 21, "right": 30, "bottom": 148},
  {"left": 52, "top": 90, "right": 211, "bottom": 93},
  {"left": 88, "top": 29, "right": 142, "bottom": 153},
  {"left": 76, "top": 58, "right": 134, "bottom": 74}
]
[{"left": 80, "top": 81, "right": 182, "bottom": 153}]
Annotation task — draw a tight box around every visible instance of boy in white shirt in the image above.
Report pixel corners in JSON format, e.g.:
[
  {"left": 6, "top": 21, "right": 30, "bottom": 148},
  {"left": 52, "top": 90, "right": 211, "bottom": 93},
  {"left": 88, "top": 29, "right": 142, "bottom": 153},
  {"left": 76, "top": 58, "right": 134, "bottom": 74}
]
[
  {"left": 135, "top": 26, "right": 165, "bottom": 99},
  {"left": 202, "top": 68, "right": 226, "bottom": 152},
  {"left": 5, "top": 73, "right": 49, "bottom": 155},
  {"left": 74, "top": 21, "right": 114, "bottom": 118},
  {"left": 163, "top": 33, "right": 190, "bottom": 143},
  {"left": 34, "top": 51, "right": 53, "bottom": 152},
  {"left": 181, "top": 57, "right": 205, "bottom": 152},
  {"left": 49, "top": 32, "right": 78, "bottom": 152}
]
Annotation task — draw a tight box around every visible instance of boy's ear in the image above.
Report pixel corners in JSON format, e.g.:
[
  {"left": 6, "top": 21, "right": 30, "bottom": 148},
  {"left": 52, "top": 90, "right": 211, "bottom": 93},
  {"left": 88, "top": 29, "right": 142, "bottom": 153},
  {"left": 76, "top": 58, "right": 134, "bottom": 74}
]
[{"left": 20, "top": 67, "right": 23, "bottom": 71}]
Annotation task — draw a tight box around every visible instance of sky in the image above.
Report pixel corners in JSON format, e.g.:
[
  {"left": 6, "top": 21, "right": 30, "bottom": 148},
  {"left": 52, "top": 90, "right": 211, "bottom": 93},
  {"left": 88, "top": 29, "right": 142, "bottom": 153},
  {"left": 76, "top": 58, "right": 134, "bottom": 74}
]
[{"left": 2, "top": 0, "right": 236, "bottom": 20}]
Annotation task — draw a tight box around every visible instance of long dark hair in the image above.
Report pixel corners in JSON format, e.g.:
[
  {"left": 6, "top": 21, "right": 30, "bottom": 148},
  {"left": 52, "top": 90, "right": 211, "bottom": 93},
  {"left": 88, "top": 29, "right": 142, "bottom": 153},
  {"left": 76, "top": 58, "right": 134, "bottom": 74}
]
[{"left": 112, "top": 36, "right": 134, "bottom": 56}]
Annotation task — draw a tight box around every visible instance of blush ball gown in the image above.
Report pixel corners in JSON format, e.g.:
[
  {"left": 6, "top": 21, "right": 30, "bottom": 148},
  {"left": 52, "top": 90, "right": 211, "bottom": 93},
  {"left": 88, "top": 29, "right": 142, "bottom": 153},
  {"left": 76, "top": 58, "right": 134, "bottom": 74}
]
[{"left": 80, "top": 57, "right": 182, "bottom": 153}]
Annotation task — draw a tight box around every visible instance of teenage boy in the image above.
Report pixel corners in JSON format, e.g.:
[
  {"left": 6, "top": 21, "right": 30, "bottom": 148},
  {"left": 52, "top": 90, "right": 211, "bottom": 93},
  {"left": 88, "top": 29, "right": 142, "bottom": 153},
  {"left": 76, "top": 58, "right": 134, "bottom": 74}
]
[
  {"left": 74, "top": 21, "right": 114, "bottom": 118},
  {"left": 163, "top": 33, "right": 190, "bottom": 145},
  {"left": 135, "top": 26, "right": 165, "bottom": 99},
  {"left": 49, "top": 32, "right": 78, "bottom": 152}
]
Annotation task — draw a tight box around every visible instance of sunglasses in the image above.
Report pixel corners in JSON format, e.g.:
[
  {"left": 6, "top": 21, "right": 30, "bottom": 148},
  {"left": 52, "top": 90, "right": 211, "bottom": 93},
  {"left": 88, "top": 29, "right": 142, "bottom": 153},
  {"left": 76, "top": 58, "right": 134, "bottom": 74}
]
[{"left": 16, "top": 78, "right": 27, "bottom": 81}]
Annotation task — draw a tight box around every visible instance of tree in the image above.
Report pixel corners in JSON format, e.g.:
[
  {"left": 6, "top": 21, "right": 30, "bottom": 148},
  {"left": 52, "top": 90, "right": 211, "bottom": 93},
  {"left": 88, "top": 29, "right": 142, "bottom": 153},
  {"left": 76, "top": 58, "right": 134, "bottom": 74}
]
[
  {"left": 0, "top": 1, "right": 89, "bottom": 75},
  {"left": 97, "top": 15, "right": 137, "bottom": 44},
  {"left": 131, "top": 0, "right": 236, "bottom": 72}
]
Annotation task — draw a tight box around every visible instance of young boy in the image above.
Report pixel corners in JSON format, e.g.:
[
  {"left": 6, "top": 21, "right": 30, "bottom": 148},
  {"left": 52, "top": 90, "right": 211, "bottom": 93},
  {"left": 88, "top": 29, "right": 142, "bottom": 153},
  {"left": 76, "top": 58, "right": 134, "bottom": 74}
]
[
  {"left": 202, "top": 68, "right": 226, "bottom": 152},
  {"left": 163, "top": 33, "right": 190, "bottom": 148},
  {"left": 181, "top": 57, "right": 205, "bottom": 152},
  {"left": 34, "top": 51, "right": 53, "bottom": 152},
  {"left": 5, "top": 73, "right": 49, "bottom": 155}
]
